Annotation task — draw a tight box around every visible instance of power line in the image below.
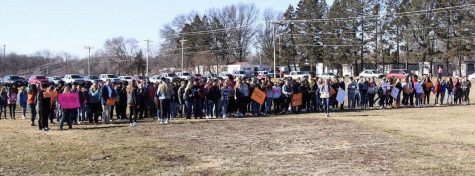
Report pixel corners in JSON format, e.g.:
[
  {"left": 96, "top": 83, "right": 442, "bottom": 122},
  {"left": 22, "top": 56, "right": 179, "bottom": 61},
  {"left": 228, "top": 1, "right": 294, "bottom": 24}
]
[
  {"left": 275, "top": 3, "right": 475, "bottom": 23},
  {"left": 162, "top": 25, "right": 251, "bottom": 38}
]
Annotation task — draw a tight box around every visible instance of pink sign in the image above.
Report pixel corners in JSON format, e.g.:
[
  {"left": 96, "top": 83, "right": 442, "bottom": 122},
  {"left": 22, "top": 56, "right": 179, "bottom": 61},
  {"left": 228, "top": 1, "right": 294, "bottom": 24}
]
[{"left": 58, "top": 93, "right": 80, "bottom": 109}]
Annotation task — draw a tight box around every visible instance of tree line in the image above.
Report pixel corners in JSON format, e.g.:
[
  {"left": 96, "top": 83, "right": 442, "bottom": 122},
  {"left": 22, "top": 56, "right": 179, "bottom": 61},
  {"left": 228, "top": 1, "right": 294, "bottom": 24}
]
[{"left": 2, "top": 0, "right": 473, "bottom": 76}]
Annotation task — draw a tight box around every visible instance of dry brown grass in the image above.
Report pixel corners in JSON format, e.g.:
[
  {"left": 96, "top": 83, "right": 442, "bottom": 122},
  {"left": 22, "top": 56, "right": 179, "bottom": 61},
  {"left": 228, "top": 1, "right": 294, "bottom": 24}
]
[{"left": 0, "top": 84, "right": 474, "bottom": 175}]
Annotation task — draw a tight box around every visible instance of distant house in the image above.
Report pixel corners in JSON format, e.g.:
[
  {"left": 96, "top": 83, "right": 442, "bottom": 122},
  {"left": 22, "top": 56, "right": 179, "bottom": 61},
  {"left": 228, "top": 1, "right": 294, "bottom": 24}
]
[{"left": 226, "top": 62, "right": 253, "bottom": 73}]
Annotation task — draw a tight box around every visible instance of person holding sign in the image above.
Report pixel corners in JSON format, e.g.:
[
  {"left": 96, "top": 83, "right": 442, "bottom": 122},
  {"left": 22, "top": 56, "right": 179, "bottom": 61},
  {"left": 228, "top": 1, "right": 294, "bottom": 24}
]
[
  {"left": 60, "top": 86, "right": 74, "bottom": 130},
  {"left": 37, "top": 84, "right": 51, "bottom": 131},
  {"left": 101, "top": 79, "right": 117, "bottom": 124}
]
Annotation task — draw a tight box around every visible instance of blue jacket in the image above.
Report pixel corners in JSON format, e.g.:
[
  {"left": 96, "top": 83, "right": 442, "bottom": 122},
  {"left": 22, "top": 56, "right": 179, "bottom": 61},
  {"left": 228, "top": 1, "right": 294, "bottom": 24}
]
[
  {"left": 100, "top": 85, "right": 117, "bottom": 105},
  {"left": 19, "top": 91, "right": 28, "bottom": 107}
]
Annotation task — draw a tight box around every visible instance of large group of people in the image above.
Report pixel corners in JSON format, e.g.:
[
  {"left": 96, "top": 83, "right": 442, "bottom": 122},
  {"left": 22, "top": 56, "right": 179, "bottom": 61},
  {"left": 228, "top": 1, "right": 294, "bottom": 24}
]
[{"left": 0, "top": 74, "right": 471, "bottom": 131}]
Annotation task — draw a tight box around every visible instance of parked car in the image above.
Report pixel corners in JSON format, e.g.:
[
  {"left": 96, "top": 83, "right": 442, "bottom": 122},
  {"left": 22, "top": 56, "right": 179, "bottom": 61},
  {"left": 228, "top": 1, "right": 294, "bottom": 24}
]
[
  {"left": 133, "top": 75, "right": 148, "bottom": 82},
  {"left": 177, "top": 72, "right": 193, "bottom": 80},
  {"left": 468, "top": 73, "right": 475, "bottom": 81},
  {"left": 28, "top": 75, "right": 49, "bottom": 85},
  {"left": 218, "top": 72, "right": 233, "bottom": 80},
  {"left": 149, "top": 75, "right": 162, "bottom": 83},
  {"left": 256, "top": 71, "right": 271, "bottom": 80},
  {"left": 359, "top": 70, "right": 384, "bottom": 78},
  {"left": 284, "top": 71, "right": 308, "bottom": 80},
  {"left": 99, "top": 74, "right": 121, "bottom": 83},
  {"left": 118, "top": 76, "right": 133, "bottom": 82},
  {"left": 2, "top": 75, "right": 28, "bottom": 86},
  {"left": 84, "top": 75, "right": 102, "bottom": 84},
  {"left": 232, "top": 70, "right": 249, "bottom": 78},
  {"left": 48, "top": 76, "right": 63, "bottom": 85},
  {"left": 63, "top": 74, "right": 86, "bottom": 85},
  {"left": 386, "top": 69, "right": 413, "bottom": 79},
  {"left": 160, "top": 73, "right": 179, "bottom": 81},
  {"left": 319, "top": 73, "right": 337, "bottom": 80}
]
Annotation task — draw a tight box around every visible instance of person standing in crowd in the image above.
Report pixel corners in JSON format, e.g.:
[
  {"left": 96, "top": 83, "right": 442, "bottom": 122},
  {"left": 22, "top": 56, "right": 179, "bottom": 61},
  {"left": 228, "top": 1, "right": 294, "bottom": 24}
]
[
  {"left": 27, "top": 84, "right": 38, "bottom": 126},
  {"left": 7, "top": 86, "right": 17, "bottom": 120},
  {"left": 249, "top": 78, "right": 261, "bottom": 116},
  {"left": 206, "top": 80, "right": 221, "bottom": 118},
  {"left": 204, "top": 80, "right": 213, "bottom": 119},
  {"left": 309, "top": 79, "right": 318, "bottom": 112},
  {"left": 422, "top": 76, "right": 433, "bottom": 106},
  {"left": 402, "top": 77, "right": 413, "bottom": 107},
  {"left": 434, "top": 78, "right": 442, "bottom": 105},
  {"left": 157, "top": 78, "right": 172, "bottom": 124},
  {"left": 453, "top": 78, "right": 461, "bottom": 104},
  {"left": 46, "top": 86, "right": 58, "bottom": 124},
  {"left": 191, "top": 80, "right": 203, "bottom": 119},
  {"left": 37, "top": 84, "right": 51, "bottom": 131},
  {"left": 367, "top": 77, "right": 378, "bottom": 109},
  {"left": 60, "top": 85, "right": 73, "bottom": 130},
  {"left": 338, "top": 77, "right": 346, "bottom": 110},
  {"left": 220, "top": 81, "right": 232, "bottom": 118},
  {"left": 347, "top": 77, "right": 357, "bottom": 110},
  {"left": 320, "top": 78, "right": 332, "bottom": 117},
  {"left": 414, "top": 78, "right": 424, "bottom": 108},
  {"left": 115, "top": 82, "right": 127, "bottom": 120},
  {"left": 394, "top": 79, "right": 403, "bottom": 108},
  {"left": 314, "top": 78, "right": 323, "bottom": 112},
  {"left": 88, "top": 82, "right": 101, "bottom": 124},
  {"left": 264, "top": 82, "right": 274, "bottom": 115},
  {"left": 0, "top": 86, "right": 8, "bottom": 119},
  {"left": 359, "top": 78, "right": 368, "bottom": 109},
  {"left": 446, "top": 78, "right": 454, "bottom": 105},
  {"left": 135, "top": 83, "right": 146, "bottom": 120},
  {"left": 126, "top": 82, "right": 138, "bottom": 127},
  {"left": 461, "top": 77, "right": 471, "bottom": 105},
  {"left": 177, "top": 81, "right": 186, "bottom": 118},
  {"left": 437, "top": 65, "right": 443, "bottom": 79},
  {"left": 273, "top": 81, "right": 283, "bottom": 114},
  {"left": 379, "top": 78, "right": 389, "bottom": 109},
  {"left": 281, "top": 80, "right": 293, "bottom": 114},
  {"left": 146, "top": 81, "right": 157, "bottom": 118},
  {"left": 183, "top": 83, "right": 193, "bottom": 119},
  {"left": 77, "top": 85, "right": 88, "bottom": 124},
  {"left": 170, "top": 81, "right": 180, "bottom": 120},
  {"left": 235, "top": 78, "right": 250, "bottom": 117},
  {"left": 19, "top": 86, "right": 28, "bottom": 120},
  {"left": 101, "top": 79, "right": 117, "bottom": 124}
]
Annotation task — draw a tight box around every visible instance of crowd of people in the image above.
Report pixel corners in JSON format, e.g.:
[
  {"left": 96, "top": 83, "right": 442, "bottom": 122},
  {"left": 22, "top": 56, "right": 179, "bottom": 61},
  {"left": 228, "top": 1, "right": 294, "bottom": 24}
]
[{"left": 0, "top": 74, "right": 471, "bottom": 131}]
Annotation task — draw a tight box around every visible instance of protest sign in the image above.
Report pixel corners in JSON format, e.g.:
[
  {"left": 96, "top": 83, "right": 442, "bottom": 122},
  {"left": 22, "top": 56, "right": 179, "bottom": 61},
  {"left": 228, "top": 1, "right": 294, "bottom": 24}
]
[
  {"left": 250, "top": 88, "right": 266, "bottom": 105},
  {"left": 58, "top": 93, "right": 80, "bottom": 109},
  {"left": 291, "top": 93, "right": 302, "bottom": 107}
]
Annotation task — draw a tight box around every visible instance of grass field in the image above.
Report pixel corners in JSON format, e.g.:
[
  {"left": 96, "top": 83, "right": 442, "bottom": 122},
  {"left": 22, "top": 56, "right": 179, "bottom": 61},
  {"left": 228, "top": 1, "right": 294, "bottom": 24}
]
[{"left": 0, "top": 84, "right": 474, "bottom": 175}]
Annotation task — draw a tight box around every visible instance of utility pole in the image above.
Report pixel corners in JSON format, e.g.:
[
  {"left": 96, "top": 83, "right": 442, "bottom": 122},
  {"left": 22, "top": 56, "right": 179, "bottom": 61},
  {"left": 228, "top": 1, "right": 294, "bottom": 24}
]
[
  {"left": 84, "top": 46, "right": 94, "bottom": 76},
  {"left": 180, "top": 39, "right": 187, "bottom": 71},
  {"left": 272, "top": 24, "right": 277, "bottom": 78},
  {"left": 144, "top": 39, "right": 152, "bottom": 76}
]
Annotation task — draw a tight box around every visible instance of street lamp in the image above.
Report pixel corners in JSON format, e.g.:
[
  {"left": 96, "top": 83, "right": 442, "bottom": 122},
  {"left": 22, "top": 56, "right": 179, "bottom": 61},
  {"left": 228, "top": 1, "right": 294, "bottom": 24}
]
[
  {"left": 84, "top": 46, "right": 94, "bottom": 76},
  {"left": 144, "top": 39, "right": 152, "bottom": 76},
  {"left": 180, "top": 39, "right": 187, "bottom": 71}
]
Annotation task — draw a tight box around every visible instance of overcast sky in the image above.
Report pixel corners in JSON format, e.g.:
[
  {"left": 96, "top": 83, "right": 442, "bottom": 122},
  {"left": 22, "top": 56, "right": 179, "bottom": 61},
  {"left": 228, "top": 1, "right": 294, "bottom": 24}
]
[{"left": 0, "top": 0, "right": 334, "bottom": 58}]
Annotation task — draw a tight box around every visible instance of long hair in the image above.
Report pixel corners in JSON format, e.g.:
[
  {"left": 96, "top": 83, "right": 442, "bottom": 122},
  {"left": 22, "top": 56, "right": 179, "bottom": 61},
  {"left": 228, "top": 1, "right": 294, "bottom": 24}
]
[{"left": 159, "top": 81, "right": 169, "bottom": 94}]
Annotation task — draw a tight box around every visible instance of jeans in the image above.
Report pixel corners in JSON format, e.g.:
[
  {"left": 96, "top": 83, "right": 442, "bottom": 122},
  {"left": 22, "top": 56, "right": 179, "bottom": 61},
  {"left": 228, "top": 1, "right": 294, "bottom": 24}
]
[
  {"left": 38, "top": 109, "right": 49, "bottom": 130},
  {"left": 185, "top": 100, "right": 192, "bottom": 119},
  {"left": 360, "top": 93, "right": 367, "bottom": 108},
  {"left": 159, "top": 99, "right": 170, "bottom": 121},
  {"left": 0, "top": 104, "right": 5, "bottom": 119},
  {"left": 170, "top": 101, "right": 177, "bottom": 118},
  {"left": 102, "top": 105, "right": 112, "bottom": 123},
  {"left": 348, "top": 93, "right": 356, "bottom": 109},
  {"left": 265, "top": 97, "right": 273, "bottom": 113},
  {"left": 78, "top": 103, "right": 87, "bottom": 122},
  {"left": 368, "top": 93, "right": 375, "bottom": 108},
  {"left": 415, "top": 93, "right": 422, "bottom": 107},
  {"left": 251, "top": 101, "right": 260, "bottom": 115},
  {"left": 29, "top": 104, "right": 37, "bottom": 125},
  {"left": 221, "top": 99, "right": 229, "bottom": 117},
  {"left": 379, "top": 94, "right": 386, "bottom": 107},
  {"left": 193, "top": 98, "right": 202, "bottom": 118},
  {"left": 129, "top": 106, "right": 137, "bottom": 123},
  {"left": 424, "top": 91, "right": 431, "bottom": 105},
  {"left": 88, "top": 103, "right": 101, "bottom": 123},
  {"left": 314, "top": 95, "right": 321, "bottom": 112},
  {"left": 446, "top": 92, "right": 454, "bottom": 104},
  {"left": 60, "top": 109, "right": 73, "bottom": 129},
  {"left": 8, "top": 104, "right": 16, "bottom": 119},
  {"left": 323, "top": 98, "right": 330, "bottom": 114}
]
